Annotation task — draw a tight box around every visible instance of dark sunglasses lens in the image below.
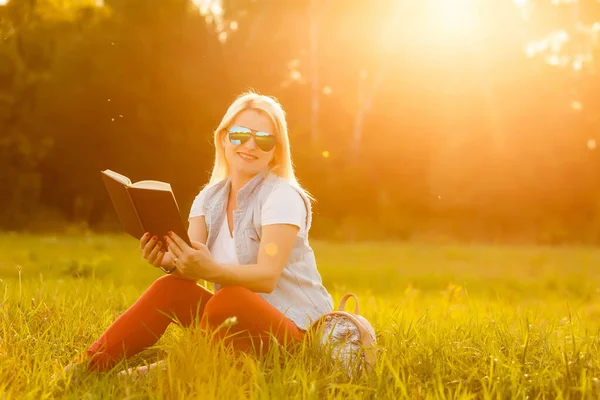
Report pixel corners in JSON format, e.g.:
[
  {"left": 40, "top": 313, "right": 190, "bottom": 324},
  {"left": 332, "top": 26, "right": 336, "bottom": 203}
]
[
  {"left": 255, "top": 133, "right": 276, "bottom": 151},
  {"left": 228, "top": 127, "right": 251, "bottom": 146}
]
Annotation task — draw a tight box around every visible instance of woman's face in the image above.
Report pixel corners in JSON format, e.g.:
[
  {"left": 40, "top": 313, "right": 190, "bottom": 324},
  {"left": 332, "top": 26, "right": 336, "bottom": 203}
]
[{"left": 223, "top": 109, "right": 277, "bottom": 179}]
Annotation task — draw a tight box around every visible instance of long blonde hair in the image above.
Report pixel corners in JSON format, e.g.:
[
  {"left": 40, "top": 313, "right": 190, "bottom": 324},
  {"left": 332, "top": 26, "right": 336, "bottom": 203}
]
[{"left": 207, "top": 90, "right": 313, "bottom": 200}]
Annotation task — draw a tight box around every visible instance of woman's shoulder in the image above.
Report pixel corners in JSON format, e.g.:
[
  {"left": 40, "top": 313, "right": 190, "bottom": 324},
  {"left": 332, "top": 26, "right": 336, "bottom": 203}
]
[
  {"left": 260, "top": 174, "right": 310, "bottom": 204},
  {"left": 189, "top": 179, "right": 227, "bottom": 219},
  {"left": 259, "top": 174, "right": 311, "bottom": 234},
  {"left": 262, "top": 172, "right": 286, "bottom": 186},
  {"left": 199, "top": 179, "right": 229, "bottom": 204}
]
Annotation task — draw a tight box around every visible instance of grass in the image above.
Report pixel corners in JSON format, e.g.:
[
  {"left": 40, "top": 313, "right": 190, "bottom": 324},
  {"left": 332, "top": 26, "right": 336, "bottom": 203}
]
[{"left": 2, "top": 232, "right": 600, "bottom": 398}]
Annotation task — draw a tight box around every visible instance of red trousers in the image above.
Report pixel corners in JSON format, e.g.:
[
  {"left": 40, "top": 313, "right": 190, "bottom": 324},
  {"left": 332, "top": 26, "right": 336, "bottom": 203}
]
[{"left": 85, "top": 275, "right": 305, "bottom": 371}]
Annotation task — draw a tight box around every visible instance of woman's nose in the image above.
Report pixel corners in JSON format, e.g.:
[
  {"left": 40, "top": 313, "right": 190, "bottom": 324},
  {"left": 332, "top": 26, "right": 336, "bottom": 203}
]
[{"left": 243, "top": 136, "right": 258, "bottom": 150}]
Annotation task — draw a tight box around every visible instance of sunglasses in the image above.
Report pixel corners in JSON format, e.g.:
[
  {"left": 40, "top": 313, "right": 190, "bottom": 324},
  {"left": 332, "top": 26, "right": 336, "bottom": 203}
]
[{"left": 227, "top": 126, "right": 276, "bottom": 152}]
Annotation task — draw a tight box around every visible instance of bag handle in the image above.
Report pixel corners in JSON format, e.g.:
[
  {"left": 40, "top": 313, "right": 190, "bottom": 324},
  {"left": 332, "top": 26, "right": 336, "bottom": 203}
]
[{"left": 338, "top": 293, "right": 359, "bottom": 314}]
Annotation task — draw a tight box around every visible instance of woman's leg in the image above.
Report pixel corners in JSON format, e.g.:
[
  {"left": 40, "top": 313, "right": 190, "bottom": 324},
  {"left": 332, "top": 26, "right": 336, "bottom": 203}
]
[
  {"left": 200, "top": 286, "right": 304, "bottom": 354},
  {"left": 86, "top": 275, "right": 213, "bottom": 371}
]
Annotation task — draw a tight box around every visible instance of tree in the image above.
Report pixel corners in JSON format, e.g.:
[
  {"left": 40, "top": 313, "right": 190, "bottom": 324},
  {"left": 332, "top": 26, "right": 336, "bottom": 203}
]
[{"left": 0, "top": 0, "right": 105, "bottom": 228}]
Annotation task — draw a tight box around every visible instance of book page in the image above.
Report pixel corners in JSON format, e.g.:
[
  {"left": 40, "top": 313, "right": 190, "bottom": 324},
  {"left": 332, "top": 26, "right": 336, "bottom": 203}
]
[
  {"left": 131, "top": 180, "right": 171, "bottom": 191},
  {"left": 102, "top": 169, "right": 132, "bottom": 186}
]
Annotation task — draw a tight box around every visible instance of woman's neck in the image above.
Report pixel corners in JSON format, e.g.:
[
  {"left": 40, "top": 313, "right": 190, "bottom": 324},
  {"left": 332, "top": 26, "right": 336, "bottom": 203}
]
[{"left": 229, "top": 171, "right": 255, "bottom": 197}]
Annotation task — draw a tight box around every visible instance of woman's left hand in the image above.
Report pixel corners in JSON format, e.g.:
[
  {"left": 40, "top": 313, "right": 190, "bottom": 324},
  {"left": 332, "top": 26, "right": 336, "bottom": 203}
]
[{"left": 165, "top": 231, "right": 218, "bottom": 281}]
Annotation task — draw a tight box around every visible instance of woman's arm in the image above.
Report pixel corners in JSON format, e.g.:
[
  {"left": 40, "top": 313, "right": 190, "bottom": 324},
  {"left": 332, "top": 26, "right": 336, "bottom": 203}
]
[
  {"left": 188, "top": 216, "right": 208, "bottom": 244},
  {"left": 166, "top": 223, "right": 299, "bottom": 293},
  {"left": 167, "top": 183, "right": 305, "bottom": 292},
  {"left": 211, "top": 223, "right": 299, "bottom": 293}
]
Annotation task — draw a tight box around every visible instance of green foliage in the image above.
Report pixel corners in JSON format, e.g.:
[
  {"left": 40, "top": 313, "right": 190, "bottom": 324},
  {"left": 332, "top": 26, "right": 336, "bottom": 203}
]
[
  {"left": 2, "top": 235, "right": 600, "bottom": 397},
  {"left": 1, "top": 1, "right": 600, "bottom": 243}
]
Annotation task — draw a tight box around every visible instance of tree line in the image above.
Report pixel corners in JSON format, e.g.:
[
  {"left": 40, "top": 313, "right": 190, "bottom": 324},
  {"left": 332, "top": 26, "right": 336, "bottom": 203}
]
[{"left": 2, "top": 0, "right": 600, "bottom": 244}]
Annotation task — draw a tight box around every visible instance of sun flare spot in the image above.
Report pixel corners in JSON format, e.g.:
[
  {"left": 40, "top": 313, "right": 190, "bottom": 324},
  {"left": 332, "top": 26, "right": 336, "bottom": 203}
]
[
  {"left": 265, "top": 243, "right": 278, "bottom": 257},
  {"left": 587, "top": 139, "right": 596, "bottom": 150}
]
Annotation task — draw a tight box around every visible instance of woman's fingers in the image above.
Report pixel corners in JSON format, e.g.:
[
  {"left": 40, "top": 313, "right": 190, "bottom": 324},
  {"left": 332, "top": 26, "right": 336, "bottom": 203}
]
[
  {"left": 152, "top": 250, "right": 165, "bottom": 268},
  {"left": 165, "top": 232, "right": 189, "bottom": 261},
  {"left": 139, "top": 232, "right": 151, "bottom": 250},
  {"left": 139, "top": 233, "right": 168, "bottom": 268},
  {"left": 147, "top": 240, "right": 163, "bottom": 265},
  {"left": 166, "top": 232, "right": 187, "bottom": 253},
  {"left": 142, "top": 235, "right": 159, "bottom": 258}
]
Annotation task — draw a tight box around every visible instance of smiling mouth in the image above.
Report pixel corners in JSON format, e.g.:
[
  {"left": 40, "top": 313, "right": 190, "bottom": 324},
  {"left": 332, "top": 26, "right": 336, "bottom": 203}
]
[{"left": 237, "top": 152, "right": 258, "bottom": 161}]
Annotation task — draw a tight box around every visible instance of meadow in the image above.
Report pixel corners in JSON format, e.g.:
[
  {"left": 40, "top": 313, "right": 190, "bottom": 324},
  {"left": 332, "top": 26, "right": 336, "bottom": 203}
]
[{"left": 2, "top": 233, "right": 600, "bottom": 399}]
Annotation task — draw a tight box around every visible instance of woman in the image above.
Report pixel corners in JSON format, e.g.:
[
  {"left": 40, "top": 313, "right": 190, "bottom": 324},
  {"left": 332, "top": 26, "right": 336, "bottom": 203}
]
[{"left": 81, "top": 91, "right": 333, "bottom": 371}]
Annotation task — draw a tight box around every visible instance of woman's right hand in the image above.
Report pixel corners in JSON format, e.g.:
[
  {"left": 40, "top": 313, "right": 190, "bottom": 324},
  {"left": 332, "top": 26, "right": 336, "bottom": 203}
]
[{"left": 139, "top": 232, "right": 174, "bottom": 269}]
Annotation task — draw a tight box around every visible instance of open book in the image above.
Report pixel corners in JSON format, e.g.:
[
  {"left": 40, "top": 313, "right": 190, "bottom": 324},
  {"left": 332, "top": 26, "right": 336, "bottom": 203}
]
[{"left": 101, "top": 169, "right": 191, "bottom": 246}]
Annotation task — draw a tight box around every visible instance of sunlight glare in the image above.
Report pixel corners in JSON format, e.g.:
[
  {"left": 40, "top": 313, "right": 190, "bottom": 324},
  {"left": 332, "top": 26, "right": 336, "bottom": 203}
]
[
  {"left": 522, "top": 27, "right": 592, "bottom": 71},
  {"left": 555, "top": 30, "right": 569, "bottom": 43},
  {"left": 525, "top": 40, "right": 548, "bottom": 58},
  {"left": 265, "top": 243, "right": 278, "bottom": 257},
  {"left": 587, "top": 139, "right": 596, "bottom": 150},
  {"left": 192, "top": 0, "right": 207, "bottom": 13},
  {"left": 546, "top": 54, "right": 560, "bottom": 66},
  {"left": 210, "top": 2, "right": 223, "bottom": 17},
  {"left": 290, "top": 70, "right": 302, "bottom": 81},
  {"left": 193, "top": 0, "right": 225, "bottom": 33},
  {"left": 406, "top": 0, "right": 484, "bottom": 46},
  {"left": 571, "top": 101, "right": 582, "bottom": 111},
  {"left": 545, "top": 53, "right": 569, "bottom": 67},
  {"left": 525, "top": 44, "right": 535, "bottom": 58},
  {"left": 436, "top": 0, "right": 481, "bottom": 37},
  {"left": 0, "top": 0, "right": 8, "bottom": 5}
]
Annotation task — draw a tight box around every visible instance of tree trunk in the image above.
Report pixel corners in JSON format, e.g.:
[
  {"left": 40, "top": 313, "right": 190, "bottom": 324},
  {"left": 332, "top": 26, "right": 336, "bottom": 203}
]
[{"left": 352, "top": 68, "right": 384, "bottom": 154}]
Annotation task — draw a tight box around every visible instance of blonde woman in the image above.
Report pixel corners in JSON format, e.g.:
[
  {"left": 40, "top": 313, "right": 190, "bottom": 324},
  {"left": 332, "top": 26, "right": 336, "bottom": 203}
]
[{"left": 81, "top": 91, "right": 333, "bottom": 371}]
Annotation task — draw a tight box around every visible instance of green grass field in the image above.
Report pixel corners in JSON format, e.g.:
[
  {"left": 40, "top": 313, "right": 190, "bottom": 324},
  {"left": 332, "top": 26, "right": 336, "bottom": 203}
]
[{"left": 2, "top": 233, "right": 600, "bottom": 399}]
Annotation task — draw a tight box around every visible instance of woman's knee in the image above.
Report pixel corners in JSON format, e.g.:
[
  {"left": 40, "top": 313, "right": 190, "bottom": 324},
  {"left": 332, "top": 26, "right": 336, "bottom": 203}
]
[
  {"left": 202, "top": 286, "right": 252, "bottom": 323},
  {"left": 148, "top": 274, "right": 194, "bottom": 294},
  {"left": 214, "top": 285, "right": 253, "bottom": 298},
  {"left": 206, "top": 286, "right": 251, "bottom": 308}
]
